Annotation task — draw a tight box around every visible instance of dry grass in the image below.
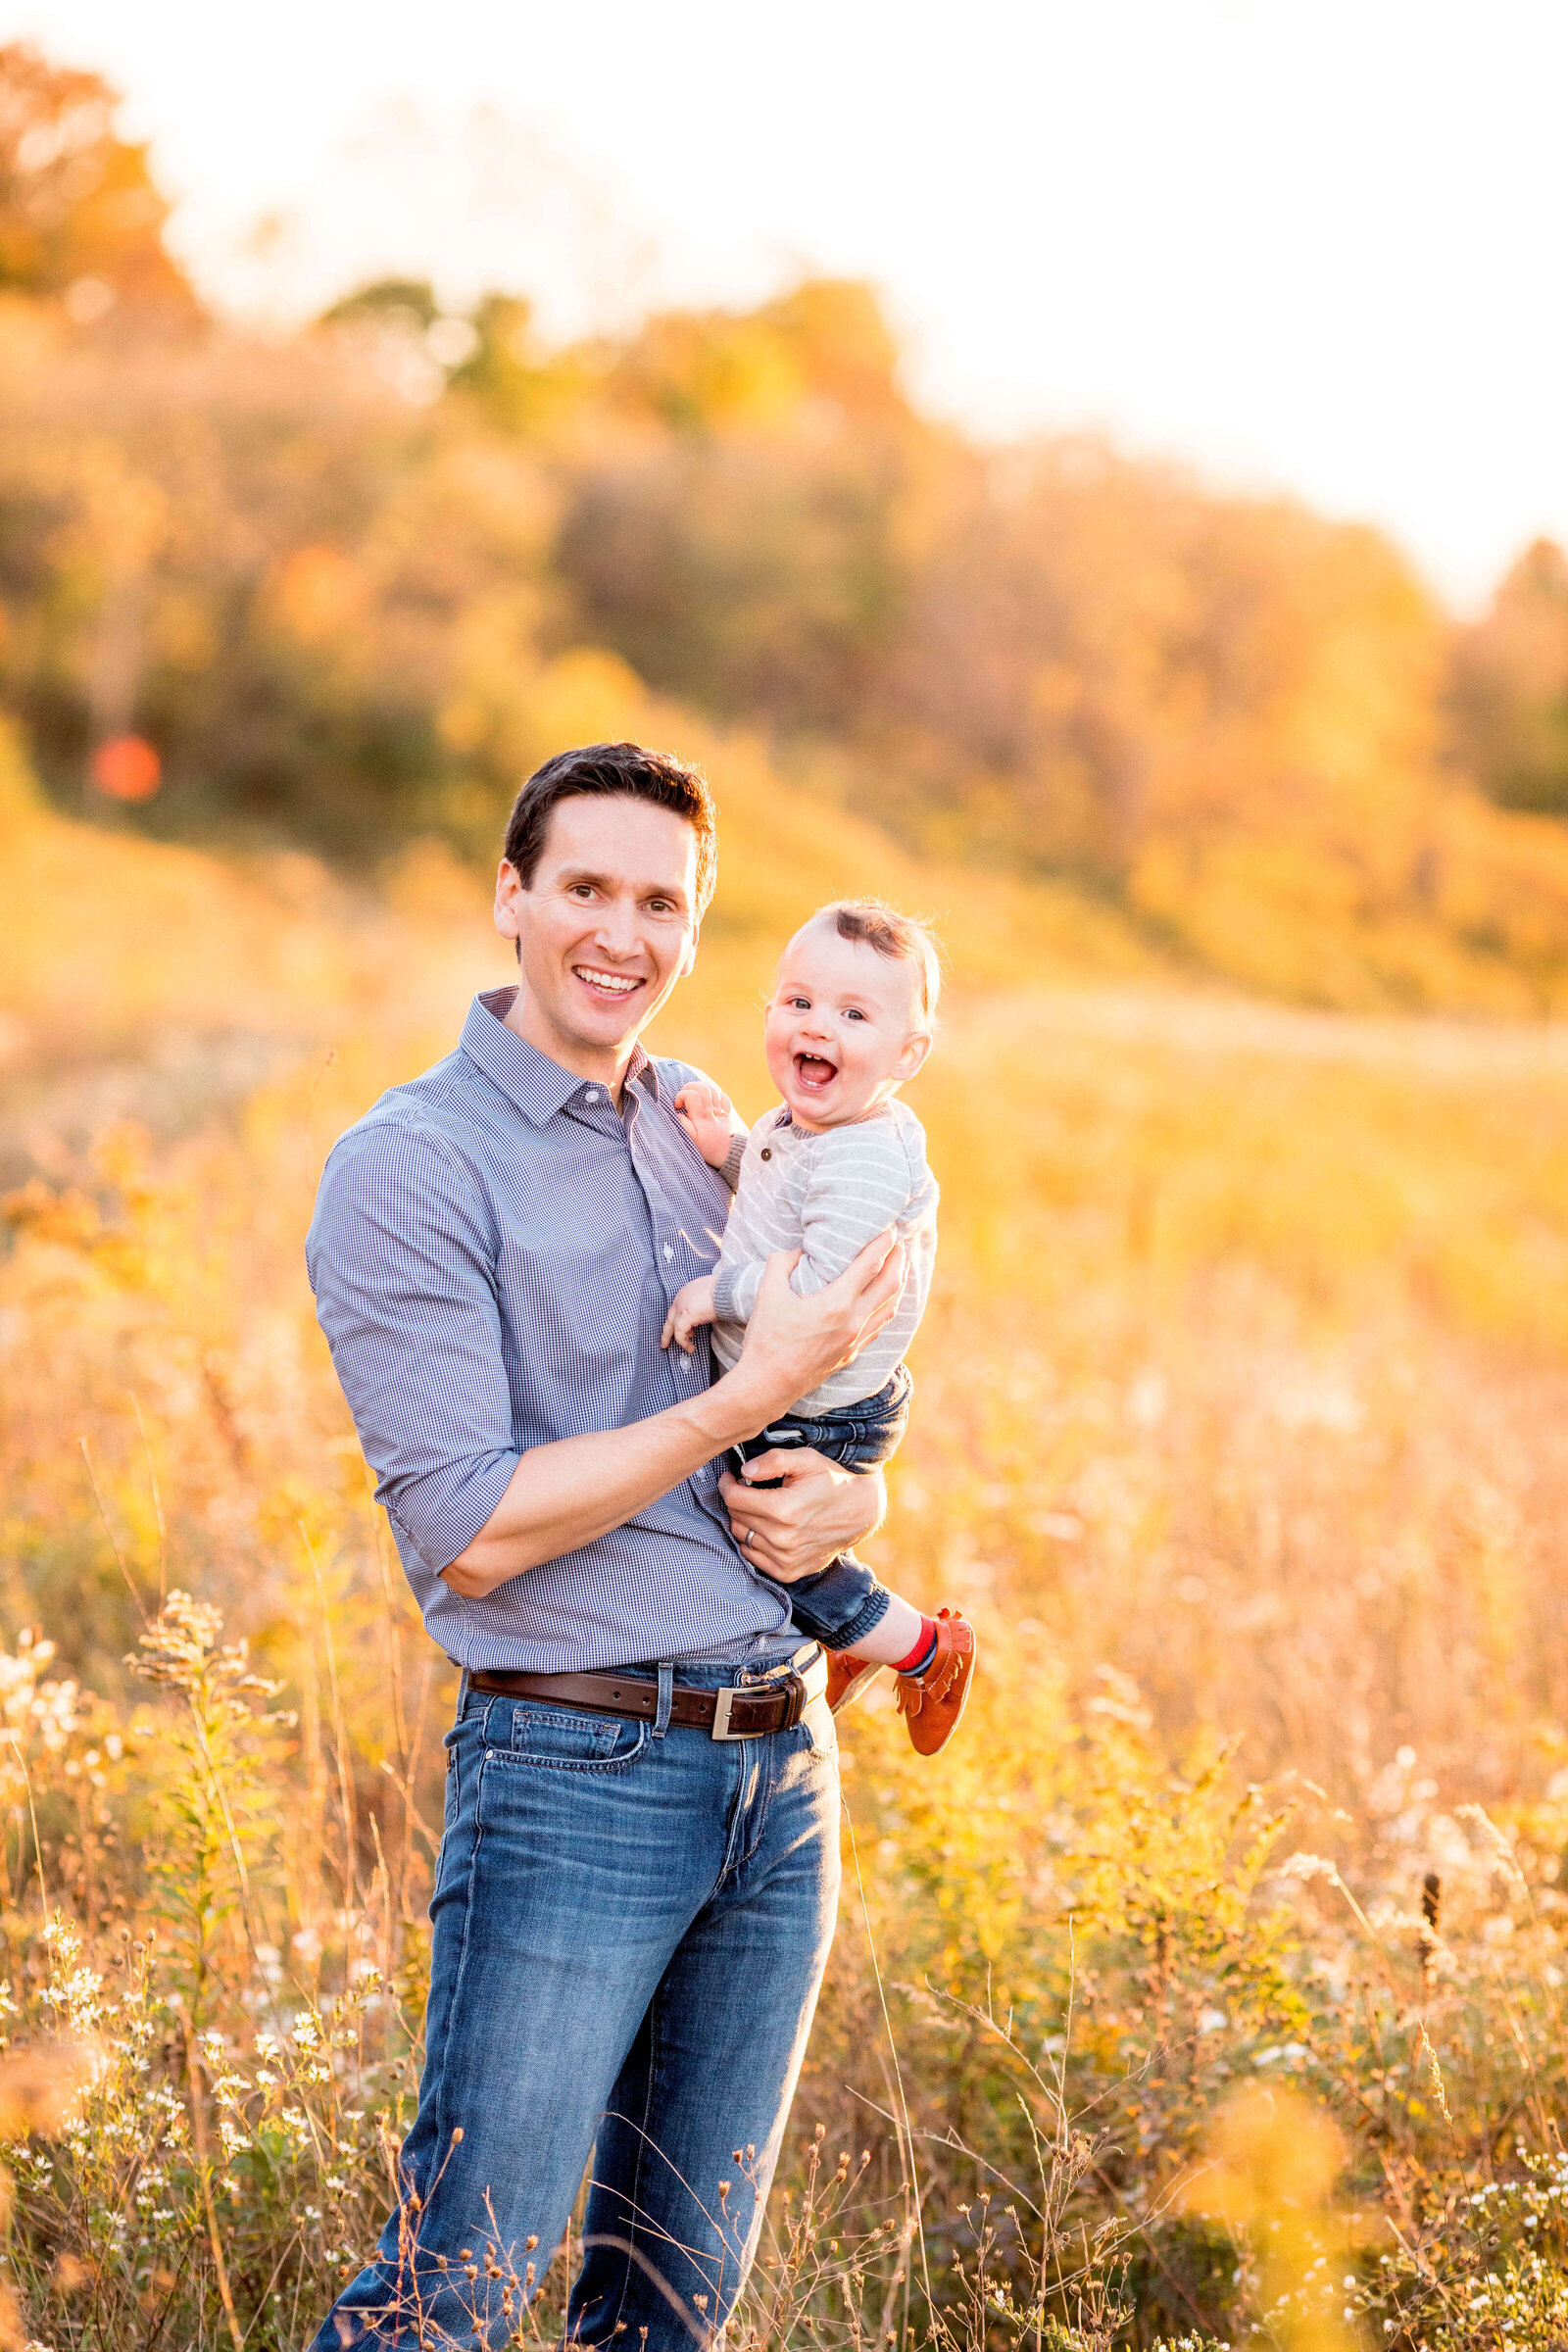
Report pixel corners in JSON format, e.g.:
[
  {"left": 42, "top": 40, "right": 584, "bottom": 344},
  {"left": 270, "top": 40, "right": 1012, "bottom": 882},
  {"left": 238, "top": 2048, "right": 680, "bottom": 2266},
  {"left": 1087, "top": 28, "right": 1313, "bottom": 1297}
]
[{"left": 4, "top": 758, "right": 1568, "bottom": 2343}]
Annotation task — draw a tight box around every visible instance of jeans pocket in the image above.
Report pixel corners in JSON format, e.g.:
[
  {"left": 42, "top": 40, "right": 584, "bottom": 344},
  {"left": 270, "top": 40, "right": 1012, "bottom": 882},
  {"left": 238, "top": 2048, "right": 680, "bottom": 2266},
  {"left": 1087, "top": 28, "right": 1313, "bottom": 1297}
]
[
  {"left": 494, "top": 1705, "right": 650, "bottom": 1773},
  {"left": 441, "top": 1718, "right": 466, "bottom": 1830},
  {"left": 800, "top": 1693, "right": 839, "bottom": 1759}
]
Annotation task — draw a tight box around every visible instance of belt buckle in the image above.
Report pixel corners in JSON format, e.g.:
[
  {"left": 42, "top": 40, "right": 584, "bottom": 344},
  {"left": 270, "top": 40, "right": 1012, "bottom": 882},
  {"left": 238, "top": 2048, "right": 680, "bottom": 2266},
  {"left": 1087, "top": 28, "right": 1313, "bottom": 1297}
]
[
  {"left": 711, "top": 1668, "right": 807, "bottom": 1740},
  {"left": 710, "top": 1686, "right": 744, "bottom": 1741}
]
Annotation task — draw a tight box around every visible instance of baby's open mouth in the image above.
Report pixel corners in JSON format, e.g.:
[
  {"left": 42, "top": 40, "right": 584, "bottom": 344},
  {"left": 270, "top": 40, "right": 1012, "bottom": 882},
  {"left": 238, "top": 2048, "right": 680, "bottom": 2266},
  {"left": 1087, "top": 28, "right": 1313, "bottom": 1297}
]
[{"left": 794, "top": 1053, "right": 837, "bottom": 1089}]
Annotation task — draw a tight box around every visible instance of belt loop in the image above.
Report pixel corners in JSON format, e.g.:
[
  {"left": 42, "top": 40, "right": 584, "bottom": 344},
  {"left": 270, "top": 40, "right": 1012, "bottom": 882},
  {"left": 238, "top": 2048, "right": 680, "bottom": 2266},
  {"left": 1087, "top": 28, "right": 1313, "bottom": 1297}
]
[
  {"left": 653, "top": 1661, "right": 674, "bottom": 1740},
  {"left": 456, "top": 1668, "right": 470, "bottom": 1723}
]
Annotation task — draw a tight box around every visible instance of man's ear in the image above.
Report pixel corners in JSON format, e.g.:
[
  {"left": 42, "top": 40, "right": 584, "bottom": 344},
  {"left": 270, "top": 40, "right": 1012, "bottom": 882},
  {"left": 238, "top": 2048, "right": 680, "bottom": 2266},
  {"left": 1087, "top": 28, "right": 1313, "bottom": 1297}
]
[
  {"left": 678, "top": 923, "right": 701, "bottom": 981},
  {"left": 891, "top": 1029, "right": 933, "bottom": 1083},
  {"left": 494, "top": 858, "right": 525, "bottom": 944}
]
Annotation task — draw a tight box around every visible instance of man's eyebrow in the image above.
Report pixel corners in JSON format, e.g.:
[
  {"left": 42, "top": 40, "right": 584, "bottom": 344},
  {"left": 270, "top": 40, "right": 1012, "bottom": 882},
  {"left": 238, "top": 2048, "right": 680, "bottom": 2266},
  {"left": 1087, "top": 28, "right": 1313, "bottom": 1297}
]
[{"left": 556, "top": 864, "right": 689, "bottom": 905}]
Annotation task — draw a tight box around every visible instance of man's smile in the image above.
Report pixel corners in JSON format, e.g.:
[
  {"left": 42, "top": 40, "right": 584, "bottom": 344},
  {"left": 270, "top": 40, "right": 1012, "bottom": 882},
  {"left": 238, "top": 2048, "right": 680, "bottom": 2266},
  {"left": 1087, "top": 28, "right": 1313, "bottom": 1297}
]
[{"left": 573, "top": 962, "right": 644, "bottom": 1000}]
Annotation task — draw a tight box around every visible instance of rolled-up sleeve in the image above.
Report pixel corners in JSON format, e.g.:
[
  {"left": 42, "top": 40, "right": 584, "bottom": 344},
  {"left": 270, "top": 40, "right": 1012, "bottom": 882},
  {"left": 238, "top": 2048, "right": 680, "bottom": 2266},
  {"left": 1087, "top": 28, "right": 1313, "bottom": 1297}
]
[{"left": 306, "top": 1119, "right": 519, "bottom": 1576}]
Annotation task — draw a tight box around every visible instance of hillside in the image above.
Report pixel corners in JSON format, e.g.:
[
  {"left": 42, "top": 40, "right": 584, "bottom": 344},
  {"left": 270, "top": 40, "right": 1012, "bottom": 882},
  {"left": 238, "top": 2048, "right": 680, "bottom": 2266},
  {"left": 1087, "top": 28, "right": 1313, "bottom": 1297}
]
[
  {"left": 6, "top": 264, "right": 1568, "bottom": 1014},
  {"left": 0, "top": 707, "right": 1152, "bottom": 1182}
]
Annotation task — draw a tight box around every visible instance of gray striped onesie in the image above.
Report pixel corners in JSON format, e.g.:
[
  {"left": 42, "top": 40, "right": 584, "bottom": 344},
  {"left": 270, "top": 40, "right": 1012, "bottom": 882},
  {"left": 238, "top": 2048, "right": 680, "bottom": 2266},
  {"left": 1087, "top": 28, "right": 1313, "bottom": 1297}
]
[{"left": 710, "top": 1097, "right": 938, "bottom": 1413}]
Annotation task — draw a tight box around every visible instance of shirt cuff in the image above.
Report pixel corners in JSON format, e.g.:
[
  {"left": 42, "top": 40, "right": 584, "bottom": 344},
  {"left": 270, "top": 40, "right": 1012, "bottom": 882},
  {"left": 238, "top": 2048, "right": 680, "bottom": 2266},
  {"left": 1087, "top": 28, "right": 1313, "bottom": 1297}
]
[
  {"left": 385, "top": 1448, "right": 521, "bottom": 1577},
  {"left": 712, "top": 1262, "right": 756, "bottom": 1324},
  {"left": 718, "top": 1135, "right": 747, "bottom": 1193}
]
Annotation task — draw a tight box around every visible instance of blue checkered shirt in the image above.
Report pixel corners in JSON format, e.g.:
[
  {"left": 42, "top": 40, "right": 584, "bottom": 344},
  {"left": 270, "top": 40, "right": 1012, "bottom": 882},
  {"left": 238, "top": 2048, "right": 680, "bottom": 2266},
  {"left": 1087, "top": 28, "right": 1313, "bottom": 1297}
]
[{"left": 306, "top": 988, "right": 795, "bottom": 1673}]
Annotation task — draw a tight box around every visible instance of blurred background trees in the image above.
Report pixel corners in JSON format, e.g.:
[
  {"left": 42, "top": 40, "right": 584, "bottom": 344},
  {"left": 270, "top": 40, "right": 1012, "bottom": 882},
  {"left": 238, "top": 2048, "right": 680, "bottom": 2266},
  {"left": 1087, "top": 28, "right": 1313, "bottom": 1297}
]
[
  {"left": 4, "top": 37, "right": 1568, "bottom": 1004},
  {"left": 1448, "top": 537, "right": 1568, "bottom": 815},
  {"left": 0, "top": 39, "right": 197, "bottom": 318}
]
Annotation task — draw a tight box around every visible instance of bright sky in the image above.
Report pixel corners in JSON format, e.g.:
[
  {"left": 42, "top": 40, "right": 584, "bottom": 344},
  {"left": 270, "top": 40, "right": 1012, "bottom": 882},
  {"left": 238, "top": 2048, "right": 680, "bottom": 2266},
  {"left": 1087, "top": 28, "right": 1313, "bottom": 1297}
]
[{"left": 6, "top": 0, "right": 1566, "bottom": 609}]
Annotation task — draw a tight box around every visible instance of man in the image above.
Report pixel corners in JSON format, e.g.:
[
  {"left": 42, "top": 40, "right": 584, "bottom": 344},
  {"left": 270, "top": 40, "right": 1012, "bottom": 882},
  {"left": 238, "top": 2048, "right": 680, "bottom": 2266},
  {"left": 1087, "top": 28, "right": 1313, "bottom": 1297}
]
[{"left": 306, "top": 742, "right": 903, "bottom": 2350}]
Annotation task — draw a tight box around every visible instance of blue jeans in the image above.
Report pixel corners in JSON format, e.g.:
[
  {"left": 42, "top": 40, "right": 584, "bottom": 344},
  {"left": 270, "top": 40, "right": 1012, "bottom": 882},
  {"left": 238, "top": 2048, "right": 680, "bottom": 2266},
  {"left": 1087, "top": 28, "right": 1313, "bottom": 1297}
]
[
  {"left": 309, "top": 1652, "right": 841, "bottom": 2350},
  {"left": 731, "top": 1369, "right": 910, "bottom": 1650}
]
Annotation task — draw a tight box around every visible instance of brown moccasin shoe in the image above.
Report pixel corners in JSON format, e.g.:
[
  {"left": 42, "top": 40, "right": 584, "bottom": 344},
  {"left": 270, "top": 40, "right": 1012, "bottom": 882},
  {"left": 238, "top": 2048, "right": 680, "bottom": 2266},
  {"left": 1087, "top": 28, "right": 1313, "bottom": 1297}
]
[
  {"left": 894, "top": 1608, "right": 975, "bottom": 1755},
  {"left": 824, "top": 1652, "right": 887, "bottom": 1714}
]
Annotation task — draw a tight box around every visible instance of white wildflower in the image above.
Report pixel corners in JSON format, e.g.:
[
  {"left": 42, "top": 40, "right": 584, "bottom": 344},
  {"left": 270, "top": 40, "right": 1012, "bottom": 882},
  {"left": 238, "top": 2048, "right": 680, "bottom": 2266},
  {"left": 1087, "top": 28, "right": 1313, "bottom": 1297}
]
[{"left": 1277, "top": 1852, "right": 1340, "bottom": 1884}]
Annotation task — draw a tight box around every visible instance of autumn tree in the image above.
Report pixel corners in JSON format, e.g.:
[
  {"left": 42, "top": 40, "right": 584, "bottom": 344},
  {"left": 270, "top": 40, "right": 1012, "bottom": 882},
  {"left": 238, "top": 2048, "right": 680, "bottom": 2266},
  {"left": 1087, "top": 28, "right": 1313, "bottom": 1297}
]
[
  {"left": 1447, "top": 537, "right": 1568, "bottom": 814},
  {"left": 552, "top": 280, "right": 930, "bottom": 730},
  {"left": 0, "top": 42, "right": 197, "bottom": 318}
]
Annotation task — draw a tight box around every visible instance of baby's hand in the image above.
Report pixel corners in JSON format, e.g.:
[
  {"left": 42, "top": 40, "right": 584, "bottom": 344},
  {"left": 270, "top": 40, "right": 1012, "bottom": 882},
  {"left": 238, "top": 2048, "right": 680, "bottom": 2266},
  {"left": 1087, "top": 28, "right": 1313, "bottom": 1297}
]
[
  {"left": 662, "top": 1275, "right": 717, "bottom": 1354},
  {"left": 673, "top": 1082, "right": 737, "bottom": 1170}
]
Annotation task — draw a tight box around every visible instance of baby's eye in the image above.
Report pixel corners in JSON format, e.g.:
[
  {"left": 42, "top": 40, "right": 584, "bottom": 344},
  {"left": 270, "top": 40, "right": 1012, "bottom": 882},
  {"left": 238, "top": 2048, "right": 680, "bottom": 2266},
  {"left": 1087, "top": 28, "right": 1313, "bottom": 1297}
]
[{"left": 843, "top": 1007, "right": 866, "bottom": 1022}]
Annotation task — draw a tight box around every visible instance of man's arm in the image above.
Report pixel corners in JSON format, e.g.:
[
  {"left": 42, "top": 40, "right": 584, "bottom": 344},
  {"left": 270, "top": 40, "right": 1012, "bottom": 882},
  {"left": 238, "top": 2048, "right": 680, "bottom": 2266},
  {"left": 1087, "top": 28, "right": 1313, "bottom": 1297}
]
[
  {"left": 308, "top": 1121, "right": 525, "bottom": 1586},
  {"left": 309, "top": 1117, "right": 903, "bottom": 1602},
  {"left": 442, "top": 1239, "right": 905, "bottom": 1595}
]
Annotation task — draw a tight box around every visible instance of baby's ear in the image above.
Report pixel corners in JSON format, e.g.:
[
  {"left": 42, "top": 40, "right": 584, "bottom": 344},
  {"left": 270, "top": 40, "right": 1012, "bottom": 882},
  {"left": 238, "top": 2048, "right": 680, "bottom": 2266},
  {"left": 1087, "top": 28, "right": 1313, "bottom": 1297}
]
[{"left": 892, "top": 1029, "right": 933, "bottom": 1082}]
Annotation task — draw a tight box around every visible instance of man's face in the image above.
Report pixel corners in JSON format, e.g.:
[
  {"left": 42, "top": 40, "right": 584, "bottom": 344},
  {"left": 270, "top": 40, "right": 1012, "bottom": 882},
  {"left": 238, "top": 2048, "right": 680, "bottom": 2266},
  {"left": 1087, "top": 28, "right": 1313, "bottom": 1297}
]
[{"left": 494, "top": 795, "right": 701, "bottom": 1072}]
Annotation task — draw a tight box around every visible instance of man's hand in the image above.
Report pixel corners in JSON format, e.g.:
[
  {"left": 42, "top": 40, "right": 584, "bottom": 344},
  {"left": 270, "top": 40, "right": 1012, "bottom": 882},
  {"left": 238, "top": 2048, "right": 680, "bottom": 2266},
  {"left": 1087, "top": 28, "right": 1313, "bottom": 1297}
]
[
  {"left": 442, "top": 1233, "right": 903, "bottom": 1597},
  {"left": 662, "top": 1274, "right": 717, "bottom": 1353},
  {"left": 727, "top": 1235, "right": 906, "bottom": 1429},
  {"left": 673, "top": 1081, "right": 740, "bottom": 1170},
  {"left": 720, "top": 1451, "right": 886, "bottom": 1584}
]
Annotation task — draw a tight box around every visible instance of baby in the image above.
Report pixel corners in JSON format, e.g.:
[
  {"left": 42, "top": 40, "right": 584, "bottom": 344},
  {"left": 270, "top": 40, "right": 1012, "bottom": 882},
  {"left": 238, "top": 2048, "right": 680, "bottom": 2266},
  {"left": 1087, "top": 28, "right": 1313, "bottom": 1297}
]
[{"left": 663, "top": 898, "right": 975, "bottom": 1756}]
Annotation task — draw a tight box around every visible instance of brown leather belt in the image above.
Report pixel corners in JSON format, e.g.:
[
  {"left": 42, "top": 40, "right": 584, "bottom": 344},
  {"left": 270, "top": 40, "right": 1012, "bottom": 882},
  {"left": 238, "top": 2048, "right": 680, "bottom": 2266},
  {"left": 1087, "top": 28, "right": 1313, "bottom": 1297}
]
[{"left": 464, "top": 1654, "right": 827, "bottom": 1741}]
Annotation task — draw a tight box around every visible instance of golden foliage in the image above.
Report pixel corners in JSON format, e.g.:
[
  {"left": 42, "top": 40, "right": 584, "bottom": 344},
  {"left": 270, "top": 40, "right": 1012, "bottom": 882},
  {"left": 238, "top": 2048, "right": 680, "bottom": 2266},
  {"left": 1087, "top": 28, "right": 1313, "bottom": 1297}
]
[
  {"left": 1449, "top": 538, "right": 1568, "bottom": 815},
  {"left": 0, "top": 100, "right": 1565, "bottom": 1010},
  {"left": 0, "top": 42, "right": 197, "bottom": 317}
]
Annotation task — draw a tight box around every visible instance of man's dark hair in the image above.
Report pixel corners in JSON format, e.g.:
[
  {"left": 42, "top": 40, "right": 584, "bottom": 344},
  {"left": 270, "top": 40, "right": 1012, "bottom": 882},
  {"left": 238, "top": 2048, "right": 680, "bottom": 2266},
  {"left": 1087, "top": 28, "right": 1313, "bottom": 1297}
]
[{"left": 503, "top": 743, "right": 718, "bottom": 914}]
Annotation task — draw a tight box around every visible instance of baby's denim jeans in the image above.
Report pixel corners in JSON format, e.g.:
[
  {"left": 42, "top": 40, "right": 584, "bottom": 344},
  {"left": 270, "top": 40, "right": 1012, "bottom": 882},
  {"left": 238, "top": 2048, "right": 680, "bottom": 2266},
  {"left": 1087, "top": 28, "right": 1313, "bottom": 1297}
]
[{"left": 730, "top": 1366, "right": 909, "bottom": 1649}]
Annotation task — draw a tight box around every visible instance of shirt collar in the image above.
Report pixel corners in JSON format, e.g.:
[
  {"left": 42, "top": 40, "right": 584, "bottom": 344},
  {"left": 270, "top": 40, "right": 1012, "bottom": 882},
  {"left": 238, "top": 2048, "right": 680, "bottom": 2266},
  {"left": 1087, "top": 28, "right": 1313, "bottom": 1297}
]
[{"left": 462, "top": 989, "right": 659, "bottom": 1127}]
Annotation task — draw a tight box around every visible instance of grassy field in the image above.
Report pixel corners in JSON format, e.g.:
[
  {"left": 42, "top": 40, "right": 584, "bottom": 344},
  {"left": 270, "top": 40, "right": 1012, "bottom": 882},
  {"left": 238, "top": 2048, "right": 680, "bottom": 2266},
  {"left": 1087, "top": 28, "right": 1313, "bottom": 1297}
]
[{"left": 4, "top": 734, "right": 1568, "bottom": 2346}]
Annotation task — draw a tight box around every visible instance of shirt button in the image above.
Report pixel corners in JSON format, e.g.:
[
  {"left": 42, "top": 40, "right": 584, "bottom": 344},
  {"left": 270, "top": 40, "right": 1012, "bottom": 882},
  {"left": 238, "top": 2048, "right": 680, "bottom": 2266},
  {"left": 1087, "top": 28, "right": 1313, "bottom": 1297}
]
[
  {"left": 585, "top": 1089, "right": 600, "bottom": 1102},
  {"left": 662, "top": 1244, "right": 673, "bottom": 1260},
  {"left": 760, "top": 1147, "right": 771, "bottom": 1161}
]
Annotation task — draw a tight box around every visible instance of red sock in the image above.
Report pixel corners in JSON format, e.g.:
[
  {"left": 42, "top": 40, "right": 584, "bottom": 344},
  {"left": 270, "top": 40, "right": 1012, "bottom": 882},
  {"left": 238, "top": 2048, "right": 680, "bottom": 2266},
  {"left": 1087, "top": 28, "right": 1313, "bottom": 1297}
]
[{"left": 894, "top": 1616, "right": 939, "bottom": 1675}]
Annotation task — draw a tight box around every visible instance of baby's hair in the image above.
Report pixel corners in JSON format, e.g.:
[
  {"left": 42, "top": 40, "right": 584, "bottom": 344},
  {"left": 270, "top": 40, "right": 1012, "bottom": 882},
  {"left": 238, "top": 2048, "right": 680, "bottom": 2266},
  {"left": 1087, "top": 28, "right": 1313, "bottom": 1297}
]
[{"left": 819, "top": 898, "right": 942, "bottom": 1025}]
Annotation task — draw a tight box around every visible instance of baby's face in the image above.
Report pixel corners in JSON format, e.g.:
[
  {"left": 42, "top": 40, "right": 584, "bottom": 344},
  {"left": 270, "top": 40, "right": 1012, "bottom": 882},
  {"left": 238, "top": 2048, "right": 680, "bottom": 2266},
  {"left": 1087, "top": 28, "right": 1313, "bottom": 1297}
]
[{"left": 764, "top": 919, "right": 931, "bottom": 1131}]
